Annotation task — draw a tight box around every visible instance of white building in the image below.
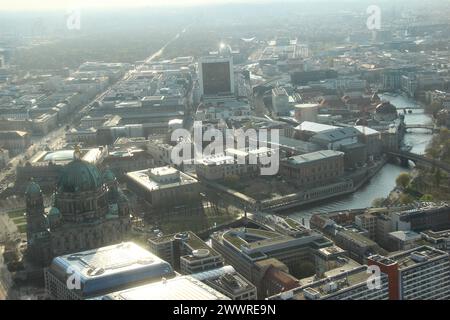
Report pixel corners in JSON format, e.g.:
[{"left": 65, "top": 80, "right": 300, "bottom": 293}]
[
  {"left": 369, "top": 246, "right": 450, "bottom": 300},
  {"left": 268, "top": 265, "right": 389, "bottom": 300}
]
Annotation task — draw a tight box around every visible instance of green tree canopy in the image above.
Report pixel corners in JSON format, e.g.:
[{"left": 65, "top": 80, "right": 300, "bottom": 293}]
[{"left": 396, "top": 172, "right": 411, "bottom": 189}]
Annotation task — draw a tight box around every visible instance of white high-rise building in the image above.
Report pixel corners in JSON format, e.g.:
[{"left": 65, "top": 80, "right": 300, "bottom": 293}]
[{"left": 369, "top": 246, "right": 450, "bottom": 300}]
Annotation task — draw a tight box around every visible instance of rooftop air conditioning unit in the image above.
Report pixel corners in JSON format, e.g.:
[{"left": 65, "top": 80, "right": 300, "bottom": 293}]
[
  {"left": 280, "top": 290, "right": 294, "bottom": 300},
  {"left": 303, "top": 287, "right": 321, "bottom": 300},
  {"left": 323, "top": 281, "right": 338, "bottom": 293},
  {"left": 410, "top": 252, "right": 428, "bottom": 263}
]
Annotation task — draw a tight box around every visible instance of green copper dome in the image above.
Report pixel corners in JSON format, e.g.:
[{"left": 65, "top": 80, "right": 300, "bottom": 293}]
[
  {"left": 58, "top": 159, "right": 103, "bottom": 193},
  {"left": 48, "top": 207, "right": 61, "bottom": 216},
  {"left": 25, "top": 181, "right": 42, "bottom": 196},
  {"left": 103, "top": 168, "right": 116, "bottom": 183}
]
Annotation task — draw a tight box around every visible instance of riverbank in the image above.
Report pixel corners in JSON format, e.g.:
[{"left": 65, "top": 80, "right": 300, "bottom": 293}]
[
  {"left": 386, "top": 128, "right": 450, "bottom": 205},
  {"left": 201, "top": 158, "right": 387, "bottom": 214},
  {"left": 274, "top": 158, "right": 387, "bottom": 214}
]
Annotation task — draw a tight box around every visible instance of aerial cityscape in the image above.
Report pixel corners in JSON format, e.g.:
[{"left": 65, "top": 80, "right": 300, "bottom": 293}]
[{"left": 1, "top": 0, "right": 450, "bottom": 305}]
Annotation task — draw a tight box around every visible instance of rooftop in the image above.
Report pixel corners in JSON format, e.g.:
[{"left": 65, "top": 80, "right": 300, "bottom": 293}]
[
  {"left": 149, "top": 231, "right": 220, "bottom": 256},
  {"left": 48, "top": 242, "right": 174, "bottom": 297},
  {"left": 216, "top": 227, "right": 320, "bottom": 261},
  {"left": 311, "top": 127, "right": 361, "bottom": 143},
  {"left": 93, "top": 276, "right": 229, "bottom": 300},
  {"left": 390, "top": 246, "right": 448, "bottom": 270},
  {"left": 210, "top": 273, "right": 253, "bottom": 293},
  {"left": 126, "top": 167, "right": 197, "bottom": 191},
  {"left": 294, "top": 121, "right": 338, "bottom": 133},
  {"left": 284, "top": 150, "right": 344, "bottom": 166},
  {"left": 270, "top": 266, "right": 379, "bottom": 300},
  {"left": 388, "top": 230, "right": 421, "bottom": 242}
]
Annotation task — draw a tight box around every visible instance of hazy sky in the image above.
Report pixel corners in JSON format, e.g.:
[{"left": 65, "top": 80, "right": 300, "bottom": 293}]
[{"left": 0, "top": 0, "right": 275, "bottom": 11}]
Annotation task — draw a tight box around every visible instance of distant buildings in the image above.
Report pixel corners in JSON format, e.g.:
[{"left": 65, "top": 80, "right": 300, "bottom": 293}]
[
  {"left": 271, "top": 87, "right": 290, "bottom": 116},
  {"left": 0, "top": 131, "right": 31, "bottom": 156},
  {"left": 293, "top": 103, "right": 319, "bottom": 122}
]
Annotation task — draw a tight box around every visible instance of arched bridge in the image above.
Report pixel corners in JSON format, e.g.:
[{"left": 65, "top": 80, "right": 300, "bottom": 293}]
[
  {"left": 404, "top": 124, "right": 440, "bottom": 133},
  {"left": 388, "top": 151, "right": 450, "bottom": 173}
]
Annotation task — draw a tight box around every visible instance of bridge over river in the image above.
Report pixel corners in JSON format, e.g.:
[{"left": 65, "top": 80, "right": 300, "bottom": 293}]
[{"left": 388, "top": 151, "right": 450, "bottom": 173}]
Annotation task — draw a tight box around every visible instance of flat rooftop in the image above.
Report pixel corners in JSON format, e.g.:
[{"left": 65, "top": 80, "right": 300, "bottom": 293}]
[
  {"left": 390, "top": 246, "right": 448, "bottom": 270},
  {"left": 271, "top": 266, "right": 378, "bottom": 300},
  {"left": 126, "top": 168, "right": 197, "bottom": 191},
  {"left": 284, "top": 150, "right": 344, "bottom": 165},
  {"left": 216, "top": 227, "right": 320, "bottom": 260},
  {"left": 149, "top": 231, "right": 221, "bottom": 257},
  {"left": 299, "top": 258, "right": 361, "bottom": 287},
  {"left": 93, "top": 276, "right": 229, "bottom": 300},
  {"left": 295, "top": 121, "right": 338, "bottom": 133},
  {"left": 32, "top": 148, "right": 104, "bottom": 164}
]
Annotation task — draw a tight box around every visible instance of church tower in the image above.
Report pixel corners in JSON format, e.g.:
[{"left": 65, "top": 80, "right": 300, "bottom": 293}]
[{"left": 25, "top": 180, "right": 51, "bottom": 265}]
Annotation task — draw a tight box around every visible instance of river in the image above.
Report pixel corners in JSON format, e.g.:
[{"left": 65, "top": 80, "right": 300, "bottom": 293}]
[{"left": 288, "top": 93, "right": 434, "bottom": 225}]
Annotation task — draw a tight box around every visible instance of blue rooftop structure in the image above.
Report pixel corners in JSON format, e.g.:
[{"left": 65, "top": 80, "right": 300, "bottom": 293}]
[{"left": 46, "top": 242, "right": 175, "bottom": 299}]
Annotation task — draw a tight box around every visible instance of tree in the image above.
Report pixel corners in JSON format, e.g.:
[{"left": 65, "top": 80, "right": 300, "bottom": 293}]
[
  {"left": 399, "top": 194, "right": 414, "bottom": 205},
  {"left": 396, "top": 172, "right": 411, "bottom": 189},
  {"left": 420, "top": 194, "right": 434, "bottom": 201},
  {"left": 372, "top": 197, "right": 386, "bottom": 207},
  {"left": 435, "top": 169, "right": 442, "bottom": 187},
  {"left": 427, "top": 101, "right": 443, "bottom": 117},
  {"left": 426, "top": 144, "right": 440, "bottom": 160}
]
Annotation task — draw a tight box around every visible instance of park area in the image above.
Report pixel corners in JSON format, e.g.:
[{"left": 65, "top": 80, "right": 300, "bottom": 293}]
[{"left": 6, "top": 209, "right": 27, "bottom": 234}]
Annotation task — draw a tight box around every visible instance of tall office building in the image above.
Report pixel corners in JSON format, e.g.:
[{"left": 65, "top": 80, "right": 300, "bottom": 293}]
[
  {"left": 368, "top": 246, "right": 450, "bottom": 300},
  {"left": 198, "top": 57, "right": 235, "bottom": 97}
]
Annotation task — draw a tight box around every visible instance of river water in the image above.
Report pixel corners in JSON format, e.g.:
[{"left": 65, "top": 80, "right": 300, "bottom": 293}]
[{"left": 288, "top": 93, "right": 434, "bottom": 224}]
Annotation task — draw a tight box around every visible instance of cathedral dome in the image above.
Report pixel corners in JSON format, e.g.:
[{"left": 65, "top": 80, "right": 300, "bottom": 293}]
[
  {"left": 48, "top": 207, "right": 61, "bottom": 216},
  {"left": 25, "top": 180, "right": 42, "bottom": 196},
  {"left": 102, "top": 167, "right": 116, "bottom": 183},
  {"left": 58, "top": 159, "right": 103, "bottom": 193}
]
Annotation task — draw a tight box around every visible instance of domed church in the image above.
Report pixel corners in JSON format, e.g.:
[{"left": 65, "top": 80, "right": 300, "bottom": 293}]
[{"left": 25, "top": 147, "right": 131, "bottom": 266}]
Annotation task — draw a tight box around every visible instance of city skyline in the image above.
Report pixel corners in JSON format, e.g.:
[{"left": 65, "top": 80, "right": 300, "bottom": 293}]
[{"left": 0, "top": 0, "right": 450, "bottom": 303}]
